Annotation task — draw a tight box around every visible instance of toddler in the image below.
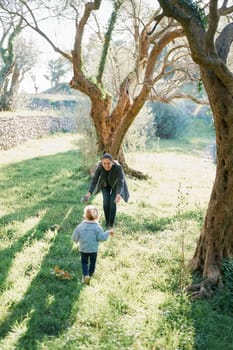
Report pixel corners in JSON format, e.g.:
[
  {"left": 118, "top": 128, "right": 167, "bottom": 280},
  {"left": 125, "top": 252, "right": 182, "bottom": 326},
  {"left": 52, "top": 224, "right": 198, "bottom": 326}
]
[{"left": 72, "top": 205, "right": 114, "bottom": 285}]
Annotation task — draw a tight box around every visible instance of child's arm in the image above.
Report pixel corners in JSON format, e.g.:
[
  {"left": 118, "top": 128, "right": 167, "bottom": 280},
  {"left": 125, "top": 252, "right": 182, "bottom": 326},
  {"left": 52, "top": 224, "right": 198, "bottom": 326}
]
[
  {"left": 71, "top": 226, "right": 80, "bottom": 243},
  {"left": 97, "top": 227, "right": 114, "bottom": 241}
]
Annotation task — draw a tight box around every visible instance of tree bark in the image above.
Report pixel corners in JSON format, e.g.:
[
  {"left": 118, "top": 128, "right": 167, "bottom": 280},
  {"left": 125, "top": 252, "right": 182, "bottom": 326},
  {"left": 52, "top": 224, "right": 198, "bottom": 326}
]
[{"left": 191, "top": 69, "right": 233, "bottom": 285}]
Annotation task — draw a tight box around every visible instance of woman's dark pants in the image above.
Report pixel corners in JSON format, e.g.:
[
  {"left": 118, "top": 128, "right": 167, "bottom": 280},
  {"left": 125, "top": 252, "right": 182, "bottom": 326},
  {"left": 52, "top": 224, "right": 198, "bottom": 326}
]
[{"left": 101, "top": 186, "right": 117, "bottom": 227}]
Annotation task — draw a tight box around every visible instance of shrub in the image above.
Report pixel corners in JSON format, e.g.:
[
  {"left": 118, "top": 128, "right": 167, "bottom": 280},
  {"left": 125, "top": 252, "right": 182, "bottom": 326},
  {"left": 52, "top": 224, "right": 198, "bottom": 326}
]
[{"left": 150, "top": 101, "right": 191, "bottom": 139}]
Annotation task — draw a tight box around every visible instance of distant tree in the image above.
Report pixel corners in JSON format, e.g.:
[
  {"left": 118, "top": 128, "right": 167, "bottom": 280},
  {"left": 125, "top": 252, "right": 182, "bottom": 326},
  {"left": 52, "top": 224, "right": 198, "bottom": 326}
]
[
  {"left": 30, "top": 74, "right": 39, "bottom": 94},
  {"left": 0, "top": 14, "right": 23, "bottom": 110},
  {"left": 44, "top": 57, "right": 70, "bottom": 88},
  {"left": 0, "top": 10, "right": 38, "bottom": 110},
  {"left": 10, "top": 37, "right": 38, "bottom": 105},
  {"left": 158, "top": 0, "right": 233, "bottom": 297}
]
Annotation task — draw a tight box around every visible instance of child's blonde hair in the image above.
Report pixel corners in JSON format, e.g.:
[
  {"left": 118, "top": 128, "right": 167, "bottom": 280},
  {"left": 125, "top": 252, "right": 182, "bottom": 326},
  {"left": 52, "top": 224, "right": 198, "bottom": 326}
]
[{"left": 84, "top": 205, "right": 99, "bottom": 221}]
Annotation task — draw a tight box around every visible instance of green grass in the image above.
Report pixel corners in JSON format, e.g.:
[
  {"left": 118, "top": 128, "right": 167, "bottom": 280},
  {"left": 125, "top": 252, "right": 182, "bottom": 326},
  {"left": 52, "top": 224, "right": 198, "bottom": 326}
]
[{"left": 1, "top": 133, "right": 233, "bottom": 350}]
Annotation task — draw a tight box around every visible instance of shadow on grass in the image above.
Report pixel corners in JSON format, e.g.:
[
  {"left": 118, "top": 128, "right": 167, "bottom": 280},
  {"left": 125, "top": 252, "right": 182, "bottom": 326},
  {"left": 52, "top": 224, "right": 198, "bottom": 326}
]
[
  {"left": 155, "top": 277, "right": 233, "bottom": 350},
  {"left": 117, "top": 213, "right": 233, "bottom": 349},
  {"left": 0, "top": 151, "right": 90, "bottom": 349}
]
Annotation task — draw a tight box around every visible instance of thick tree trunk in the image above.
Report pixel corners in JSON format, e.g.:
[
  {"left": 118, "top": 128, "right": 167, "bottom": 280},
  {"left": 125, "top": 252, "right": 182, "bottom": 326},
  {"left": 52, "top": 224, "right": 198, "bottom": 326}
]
[
  {"left": 188, "top": 69, "right": 233, "bottom": 296},
  {"left": 89, "top": 94, "right": 113, "bottom": 154},
  {"left": 89, "top": 92, "right": 148, "bottom": 179}
]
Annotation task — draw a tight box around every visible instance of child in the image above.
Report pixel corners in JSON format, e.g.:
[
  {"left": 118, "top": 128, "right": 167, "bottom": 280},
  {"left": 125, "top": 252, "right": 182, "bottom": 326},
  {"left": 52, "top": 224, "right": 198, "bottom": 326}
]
[{"left": 72, "top": 205, "right": 114, "bottom": 285}]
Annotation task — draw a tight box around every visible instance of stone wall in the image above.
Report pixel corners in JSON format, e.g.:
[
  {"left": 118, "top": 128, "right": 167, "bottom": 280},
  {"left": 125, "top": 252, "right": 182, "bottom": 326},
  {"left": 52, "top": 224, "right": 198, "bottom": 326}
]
[{"left": 0, "top": 114, "right": 77, "bottom": 150}]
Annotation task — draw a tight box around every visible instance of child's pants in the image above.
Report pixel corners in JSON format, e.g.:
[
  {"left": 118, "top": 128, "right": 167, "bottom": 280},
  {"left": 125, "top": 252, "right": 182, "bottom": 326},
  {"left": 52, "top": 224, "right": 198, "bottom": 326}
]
[{"left": 80, "top": 252, "right": 97, "bottom": 276}]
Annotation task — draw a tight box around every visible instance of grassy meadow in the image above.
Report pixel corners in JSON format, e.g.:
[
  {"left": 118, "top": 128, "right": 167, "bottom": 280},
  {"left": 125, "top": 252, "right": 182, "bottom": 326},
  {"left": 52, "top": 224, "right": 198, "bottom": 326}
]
[{"left": 1, "top": 129, "right": 233, "bottom": 350}]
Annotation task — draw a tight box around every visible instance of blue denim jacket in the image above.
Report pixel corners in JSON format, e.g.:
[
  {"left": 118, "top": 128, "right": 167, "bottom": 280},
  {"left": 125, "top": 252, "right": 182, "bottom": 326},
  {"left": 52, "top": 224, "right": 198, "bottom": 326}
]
[{"left": 72, "top": 221, "right": 109, "bottom": 253}]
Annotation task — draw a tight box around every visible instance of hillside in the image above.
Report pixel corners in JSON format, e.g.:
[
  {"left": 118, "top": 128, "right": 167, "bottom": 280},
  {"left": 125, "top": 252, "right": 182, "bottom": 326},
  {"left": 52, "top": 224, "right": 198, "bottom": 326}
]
[{"left": 19, "top": 83, "right": 89, "bottom": 112}]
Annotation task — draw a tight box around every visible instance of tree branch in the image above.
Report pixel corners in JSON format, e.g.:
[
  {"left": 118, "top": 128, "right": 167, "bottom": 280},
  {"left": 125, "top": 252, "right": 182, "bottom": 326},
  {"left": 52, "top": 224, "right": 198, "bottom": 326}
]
[
  {"left": 1, "top": 1, "right": 73, "bottom": 62},
  {"left": 215, "top": 22, "right": 233, "bottom": 63},
  {"left": 73, "top": 0, "right": 101, "bottom": 71},
  {"left": 219, "top": 0, "right": 233, "bottom": 16},
  {"left": 149, "top": 92, "right": 209, "bottom": 105},
  {"left": 97, "top": 1, "right": 123, "bottom": 84},
  {"left": 205, "top": 0, "right": 219, "bottom": 55},
  {"left": 147, "top": 13, "right": 164, "bottom": 35}
]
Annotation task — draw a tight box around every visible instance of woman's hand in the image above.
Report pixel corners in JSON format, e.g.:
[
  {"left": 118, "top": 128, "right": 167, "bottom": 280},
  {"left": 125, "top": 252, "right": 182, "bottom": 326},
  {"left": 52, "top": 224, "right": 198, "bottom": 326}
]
[
  {"left": 115, "top": 194, "right": 121, "bottom": 203},
  {"left": 109, "top": 229, "right": 114, "bottom": 237},
  {"left": 81, "top": 192, "right": 91, "bottom": 203}
]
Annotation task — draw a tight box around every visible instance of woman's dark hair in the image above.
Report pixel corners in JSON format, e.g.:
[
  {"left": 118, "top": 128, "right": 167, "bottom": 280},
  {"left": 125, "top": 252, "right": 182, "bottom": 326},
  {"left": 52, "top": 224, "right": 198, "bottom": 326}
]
[{"left": 101, "top": 153, "right": 113, "bottom": 161}]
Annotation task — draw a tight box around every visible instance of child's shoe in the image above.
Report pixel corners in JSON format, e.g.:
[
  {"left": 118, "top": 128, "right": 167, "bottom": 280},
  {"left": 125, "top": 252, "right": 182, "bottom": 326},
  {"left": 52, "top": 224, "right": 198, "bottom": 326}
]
[{"left": 84, "top": 275, "right": 91, "bottom": 285}]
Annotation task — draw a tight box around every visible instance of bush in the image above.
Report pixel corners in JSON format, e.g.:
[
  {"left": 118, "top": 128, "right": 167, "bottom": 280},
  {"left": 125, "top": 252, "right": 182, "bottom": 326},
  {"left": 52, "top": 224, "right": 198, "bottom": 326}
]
[{"left": 150, "top": 101, "right": 191, "bottom": 139}]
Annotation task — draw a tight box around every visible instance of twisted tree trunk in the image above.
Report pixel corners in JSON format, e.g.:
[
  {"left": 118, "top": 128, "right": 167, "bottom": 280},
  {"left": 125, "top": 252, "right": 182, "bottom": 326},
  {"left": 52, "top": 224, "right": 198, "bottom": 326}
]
[{"left": 189, "top": 69, "right": 233, "bottom": 297}]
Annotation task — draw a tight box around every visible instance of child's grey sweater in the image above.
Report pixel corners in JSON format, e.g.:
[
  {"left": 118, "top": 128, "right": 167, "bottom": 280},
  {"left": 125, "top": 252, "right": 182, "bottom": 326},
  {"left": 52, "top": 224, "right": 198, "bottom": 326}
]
[{"left": 72, "top": 221, "right": 109, "bottom": 253}]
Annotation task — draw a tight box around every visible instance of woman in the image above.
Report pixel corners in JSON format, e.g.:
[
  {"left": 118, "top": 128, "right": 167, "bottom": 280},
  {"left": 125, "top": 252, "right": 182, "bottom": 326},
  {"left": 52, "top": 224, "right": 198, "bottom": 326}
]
[{"left": 83, "top": 153, "right": 129, "bottom": 228}]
